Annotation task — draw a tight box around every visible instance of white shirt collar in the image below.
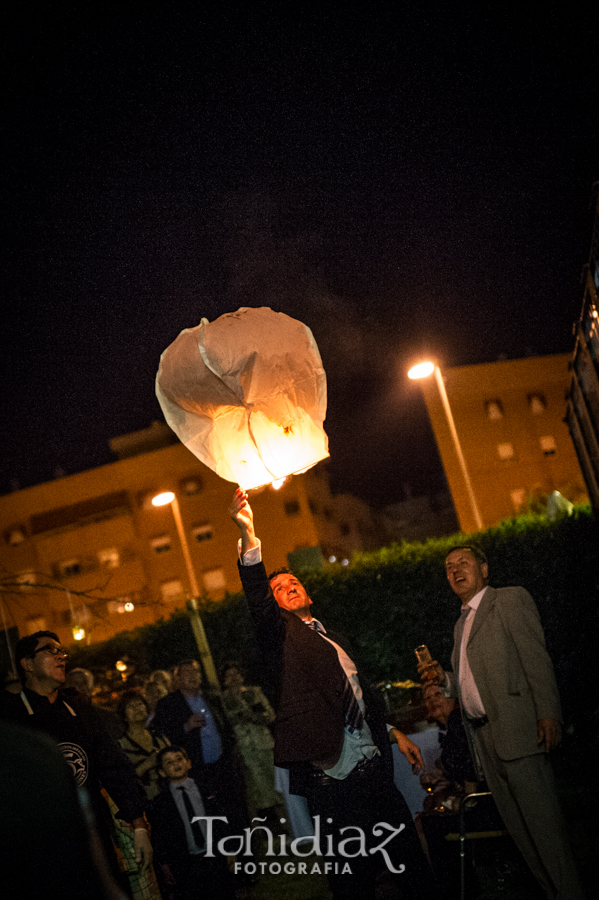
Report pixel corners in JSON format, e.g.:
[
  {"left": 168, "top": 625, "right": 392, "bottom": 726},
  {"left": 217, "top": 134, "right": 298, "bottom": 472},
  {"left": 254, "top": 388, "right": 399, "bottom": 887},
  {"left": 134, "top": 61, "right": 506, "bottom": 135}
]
[
  {"left": 170, "top": 776, "right": 194, "bottom": 795},
  {"left": 304, "top": 616, "right": 326, "bottom": 634},
  {"left": 465, "top": 585, "right": 488, "bottom": 611}
]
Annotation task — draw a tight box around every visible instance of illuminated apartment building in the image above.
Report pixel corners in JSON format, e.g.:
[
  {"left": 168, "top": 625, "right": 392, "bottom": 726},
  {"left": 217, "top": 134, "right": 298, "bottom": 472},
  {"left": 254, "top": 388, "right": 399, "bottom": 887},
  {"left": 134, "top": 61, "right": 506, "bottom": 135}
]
[
  {"left": 419, "top": 353, "right": 588, "bottom": 532},
  {"left": 0, "top": 423, "right": 319, "bottom": 648}
]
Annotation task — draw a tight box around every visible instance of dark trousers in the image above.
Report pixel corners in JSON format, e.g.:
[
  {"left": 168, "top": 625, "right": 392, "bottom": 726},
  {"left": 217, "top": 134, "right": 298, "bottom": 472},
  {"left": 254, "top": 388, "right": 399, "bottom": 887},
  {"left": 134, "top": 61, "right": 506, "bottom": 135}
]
[
  {"left": 304, "top": 754, "right": 436, "bottom": 900},
  {"left": 174, "top": 854, "right": 235, "bottom": 900},
  {"left": 202, "top": 751, "right": 249, "bottom": 835}
]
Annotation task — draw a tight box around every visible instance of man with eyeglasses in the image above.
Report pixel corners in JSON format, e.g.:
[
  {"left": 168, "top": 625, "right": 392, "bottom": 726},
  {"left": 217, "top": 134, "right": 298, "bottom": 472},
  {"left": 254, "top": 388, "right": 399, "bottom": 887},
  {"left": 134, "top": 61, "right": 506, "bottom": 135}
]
[{"left": 0, "top": 630, "right": 152, "bottom": 886}]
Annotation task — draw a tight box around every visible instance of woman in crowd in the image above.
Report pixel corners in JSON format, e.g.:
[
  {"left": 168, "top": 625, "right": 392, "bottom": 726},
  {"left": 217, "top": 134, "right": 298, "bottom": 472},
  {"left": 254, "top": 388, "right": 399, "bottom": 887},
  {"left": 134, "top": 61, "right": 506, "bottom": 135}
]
[
  {"left": 220, "top": 662, "right": 279, "bottom": 816},
  {"left": 117, "top": 689, "right": 170, "bottom": 802}
]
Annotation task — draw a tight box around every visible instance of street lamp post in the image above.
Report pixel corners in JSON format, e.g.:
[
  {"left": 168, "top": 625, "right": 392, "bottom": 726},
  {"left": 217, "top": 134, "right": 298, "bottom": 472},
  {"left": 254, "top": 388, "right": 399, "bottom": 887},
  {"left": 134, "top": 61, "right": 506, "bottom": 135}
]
[
  {"left": 408, "top": 362, "right": 483, "bottom": 532},
  {"left": 152, "top": 491, "right": 220, "bottom": 689}
]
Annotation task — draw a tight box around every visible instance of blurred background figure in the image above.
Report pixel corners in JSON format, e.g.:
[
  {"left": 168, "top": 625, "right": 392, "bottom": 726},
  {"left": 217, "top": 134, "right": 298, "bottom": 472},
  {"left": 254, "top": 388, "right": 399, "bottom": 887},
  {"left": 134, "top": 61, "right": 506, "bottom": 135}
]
[
  {"left": 0, "top": 721, "right": 127, "bottom": 900},
  {"left": 145, "top": 680, "right": 168, "bottom": 723},
  {"left": 220, "top": 662, "right": 279, "bottom": 817},
  {"left": 417, "top": 683, "right": 493, "bottom": 899},
  {"left": 422, "top": 682, "right": 477, "bottom": 796},
  {"left": 149, "top": 670, "right": 173, "bottom": 693},
  {"left": 65, "top": 666, "right": 122, "bottom": 740},
  {"left": 65, "top": 666, "right": 95, "bottom": 699},
  {"left": 152, "top": 658, "right": 248, "bottom": 834},
  {"left": 117, "top": 689, "right": 170, "bottom": 802}
]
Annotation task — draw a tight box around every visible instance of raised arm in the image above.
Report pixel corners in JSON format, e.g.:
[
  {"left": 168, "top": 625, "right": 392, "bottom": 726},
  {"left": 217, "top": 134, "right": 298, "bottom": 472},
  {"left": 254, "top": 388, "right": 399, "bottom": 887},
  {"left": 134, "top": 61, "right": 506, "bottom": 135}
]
[
  {"left": 228, "top": 488, "right": 286, "bottom": 669},
  {"left": 228, "top": 487, "right": 260, "bottom": 556}
]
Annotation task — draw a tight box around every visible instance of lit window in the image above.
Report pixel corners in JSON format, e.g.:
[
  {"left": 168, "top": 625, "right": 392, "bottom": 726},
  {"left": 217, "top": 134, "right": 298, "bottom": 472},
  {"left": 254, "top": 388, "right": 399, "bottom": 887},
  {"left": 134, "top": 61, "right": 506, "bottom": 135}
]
[
  {"left": 510, "top": 489, "right": 526, "bottom": 511},
  {"left": 15, "top": 571, "right": 36, "bottom": 590},
  {"left": 181, "top": 478, "right": 202, "bottom": 496},
  {"left": 540, "top": 435, "right": 556, "bottom": 456},
  {"left": 528, "top": 394, "right": 546, "bottom": 415},
  {"left": 203, "top": 568, "right": 226, "bottom": 591},
  {"left": 160, "top": 579, "right": 184, "bottom": 601},
  {"left": 192, "top": 524, "right": 213, "bottom": 543},
  {"left": 485, "top": 400, "right": 504, "bottom": 421},
  {"left": 151, "top": 535, "right": 172, "bottom": 554},
  {"left": 58, "top": 559, "right": 81, "bottom": 577},
  {"left": 284, "top": 500, "right": 300, "bottom": 516},
  {"left": 497, "top": 443, "right": 514, "bottom": 460},
  {"left": 98, "top": 548, "right": 120, "bottom": 569},
  {"left": 6, "top": 527, "right": 26, "bottom": 546}
]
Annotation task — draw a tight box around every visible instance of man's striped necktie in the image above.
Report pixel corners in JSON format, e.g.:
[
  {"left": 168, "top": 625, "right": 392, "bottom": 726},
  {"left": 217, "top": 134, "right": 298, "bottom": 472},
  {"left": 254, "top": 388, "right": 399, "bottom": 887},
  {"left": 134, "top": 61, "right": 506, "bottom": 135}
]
[{"left": 306, "top": 619, "right": 364, "bottom": 733}]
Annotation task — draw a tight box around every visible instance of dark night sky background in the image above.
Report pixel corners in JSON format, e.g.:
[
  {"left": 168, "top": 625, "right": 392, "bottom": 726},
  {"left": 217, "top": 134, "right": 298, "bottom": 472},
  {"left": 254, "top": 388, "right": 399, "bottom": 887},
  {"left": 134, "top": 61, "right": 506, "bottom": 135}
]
[{"left": 2, "top": 4, "right": 598, "bottom": 508}]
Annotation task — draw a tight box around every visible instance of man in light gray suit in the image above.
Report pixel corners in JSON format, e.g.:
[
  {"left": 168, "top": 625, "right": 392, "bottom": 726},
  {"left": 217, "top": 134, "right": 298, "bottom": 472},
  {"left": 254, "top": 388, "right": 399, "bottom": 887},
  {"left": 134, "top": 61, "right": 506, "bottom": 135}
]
[{"left": 423, "top": 545, "right": 585, "bottom": 900}]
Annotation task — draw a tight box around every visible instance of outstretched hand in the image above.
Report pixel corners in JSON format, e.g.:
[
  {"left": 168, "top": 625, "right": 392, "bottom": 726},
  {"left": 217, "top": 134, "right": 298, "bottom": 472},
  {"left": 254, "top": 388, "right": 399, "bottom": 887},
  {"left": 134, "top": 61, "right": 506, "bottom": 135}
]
[
  {"left": 229, "top": 488, "right": 254, "bottom": 531},
  {"left": 389, "top": 727, "right": 424, "bottom": 774}
]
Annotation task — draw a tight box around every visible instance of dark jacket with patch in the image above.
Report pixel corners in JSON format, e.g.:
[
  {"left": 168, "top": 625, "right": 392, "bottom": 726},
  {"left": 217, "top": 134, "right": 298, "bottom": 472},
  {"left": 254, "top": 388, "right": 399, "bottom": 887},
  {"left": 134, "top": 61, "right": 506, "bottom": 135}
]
[{"left": 0, "top": 687, "right": 145, "bottom": 830}]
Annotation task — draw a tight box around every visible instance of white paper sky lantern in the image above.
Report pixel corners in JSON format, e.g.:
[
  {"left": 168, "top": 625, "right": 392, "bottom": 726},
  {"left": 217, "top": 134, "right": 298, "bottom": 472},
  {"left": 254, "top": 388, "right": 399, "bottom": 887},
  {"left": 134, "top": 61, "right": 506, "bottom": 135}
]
[{"left": 156, "top": 307, "right": 329, "bottom": 489}]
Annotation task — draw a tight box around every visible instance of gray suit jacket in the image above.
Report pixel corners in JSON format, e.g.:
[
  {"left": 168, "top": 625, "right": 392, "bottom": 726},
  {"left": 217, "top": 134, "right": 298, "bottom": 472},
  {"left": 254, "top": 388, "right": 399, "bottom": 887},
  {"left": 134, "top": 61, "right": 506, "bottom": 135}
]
[{"left": 447, "top": 586, "right": 562, "bottom": 761}]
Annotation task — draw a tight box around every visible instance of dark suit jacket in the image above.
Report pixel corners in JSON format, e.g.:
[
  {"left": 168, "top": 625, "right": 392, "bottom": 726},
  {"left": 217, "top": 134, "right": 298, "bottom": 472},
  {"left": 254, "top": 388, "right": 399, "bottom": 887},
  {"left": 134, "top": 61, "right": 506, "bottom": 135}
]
[
  {"left": 152, "top": 689, "right": 235, "bottom": 774},
  {"left": 238, "top": 560, "right": 392, "bottom": 775}
]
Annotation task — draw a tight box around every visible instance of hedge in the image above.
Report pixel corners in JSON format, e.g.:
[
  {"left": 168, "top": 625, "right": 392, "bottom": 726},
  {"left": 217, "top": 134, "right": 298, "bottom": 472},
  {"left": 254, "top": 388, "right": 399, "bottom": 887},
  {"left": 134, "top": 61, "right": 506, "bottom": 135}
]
[{"left": 68, "top": 507, "right": 599, "bottom": 726}]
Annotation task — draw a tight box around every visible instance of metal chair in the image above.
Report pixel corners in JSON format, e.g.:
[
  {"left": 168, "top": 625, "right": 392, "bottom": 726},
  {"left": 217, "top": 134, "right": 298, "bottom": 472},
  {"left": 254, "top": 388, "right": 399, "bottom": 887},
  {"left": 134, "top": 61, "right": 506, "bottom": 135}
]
[{"left": 444, "top": 791, "right": 508, "bottom": 900}]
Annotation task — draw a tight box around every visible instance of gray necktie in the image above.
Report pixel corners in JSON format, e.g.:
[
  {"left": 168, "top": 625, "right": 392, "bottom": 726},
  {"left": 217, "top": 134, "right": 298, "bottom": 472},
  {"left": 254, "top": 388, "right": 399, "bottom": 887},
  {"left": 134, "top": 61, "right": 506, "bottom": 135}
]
[
  {"left": 178, "top": 786, "right": 205, "bottom": 852},
  {"left": 454, "top": 606, "right": 472, "bottom": 679}
]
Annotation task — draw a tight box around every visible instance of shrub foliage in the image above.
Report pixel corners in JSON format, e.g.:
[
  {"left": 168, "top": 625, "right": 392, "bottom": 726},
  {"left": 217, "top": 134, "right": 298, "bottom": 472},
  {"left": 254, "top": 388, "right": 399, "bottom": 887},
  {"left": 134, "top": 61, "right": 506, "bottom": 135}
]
[{"left": 69, "top": 509, "right": 598, "bottom": 724}]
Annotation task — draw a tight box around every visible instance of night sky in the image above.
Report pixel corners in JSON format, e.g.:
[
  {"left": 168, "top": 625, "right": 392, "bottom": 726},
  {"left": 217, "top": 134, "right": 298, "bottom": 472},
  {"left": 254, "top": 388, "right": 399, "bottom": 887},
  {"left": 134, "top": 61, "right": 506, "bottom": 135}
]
[{"left": 3, "top": 5, "right": 598, "bottom": 508}]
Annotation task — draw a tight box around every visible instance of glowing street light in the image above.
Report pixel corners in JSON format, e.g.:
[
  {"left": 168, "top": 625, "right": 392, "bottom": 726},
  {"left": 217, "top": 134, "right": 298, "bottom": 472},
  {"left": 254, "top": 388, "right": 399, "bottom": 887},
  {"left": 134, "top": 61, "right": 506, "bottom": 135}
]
[
  {"left": 152, "top": 491, "right": 175, "bottom": 507},
  {"left": 408, "top": 361, "right": 483, "bottom": 532},
  {"left": 151, "top": 490, "right": 219, "bottom": 688}
]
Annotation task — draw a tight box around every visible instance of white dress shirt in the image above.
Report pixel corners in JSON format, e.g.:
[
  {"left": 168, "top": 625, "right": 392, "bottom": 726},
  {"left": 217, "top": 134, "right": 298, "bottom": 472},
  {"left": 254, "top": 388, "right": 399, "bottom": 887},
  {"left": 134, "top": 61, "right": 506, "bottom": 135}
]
[{"left": 457, "top": 586, "right": 488, "bottom": 718}]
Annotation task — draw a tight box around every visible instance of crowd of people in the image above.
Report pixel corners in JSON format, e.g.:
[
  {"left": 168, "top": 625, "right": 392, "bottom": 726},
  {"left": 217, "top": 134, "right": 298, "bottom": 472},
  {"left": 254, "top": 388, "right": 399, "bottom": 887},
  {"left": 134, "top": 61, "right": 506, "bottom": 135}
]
[{"left": 0, "top": 487, "right": 587, "bottom": 900}]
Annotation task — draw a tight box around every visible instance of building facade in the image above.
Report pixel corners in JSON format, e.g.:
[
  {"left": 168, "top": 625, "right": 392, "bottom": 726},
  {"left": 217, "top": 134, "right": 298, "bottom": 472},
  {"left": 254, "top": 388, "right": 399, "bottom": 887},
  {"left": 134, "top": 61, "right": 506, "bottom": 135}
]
[
  {"left": 0, "top": 426, "right": 320, "bottom": 651},
  {"left": 565, "top": 188, "right": 599, "bottom": 514},
  {"left": 419, "top": 354, "right": 588, "bottom": 532}
]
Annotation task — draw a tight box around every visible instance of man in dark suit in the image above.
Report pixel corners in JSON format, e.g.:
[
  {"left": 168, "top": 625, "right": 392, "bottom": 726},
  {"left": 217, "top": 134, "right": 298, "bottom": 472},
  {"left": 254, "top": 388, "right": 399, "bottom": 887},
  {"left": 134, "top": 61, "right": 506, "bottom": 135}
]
[
  {"left": 149, "top": 746, "right": 235, "bottom": 900},
  {"left": 424, "top": 545, "right": 585, "bottom": 900},
  {"left": 229, "top": 488, "right": 434, "bottom": 900},
  {"left": 152, "top": 659, "right": 247, "bottom": 833}
]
